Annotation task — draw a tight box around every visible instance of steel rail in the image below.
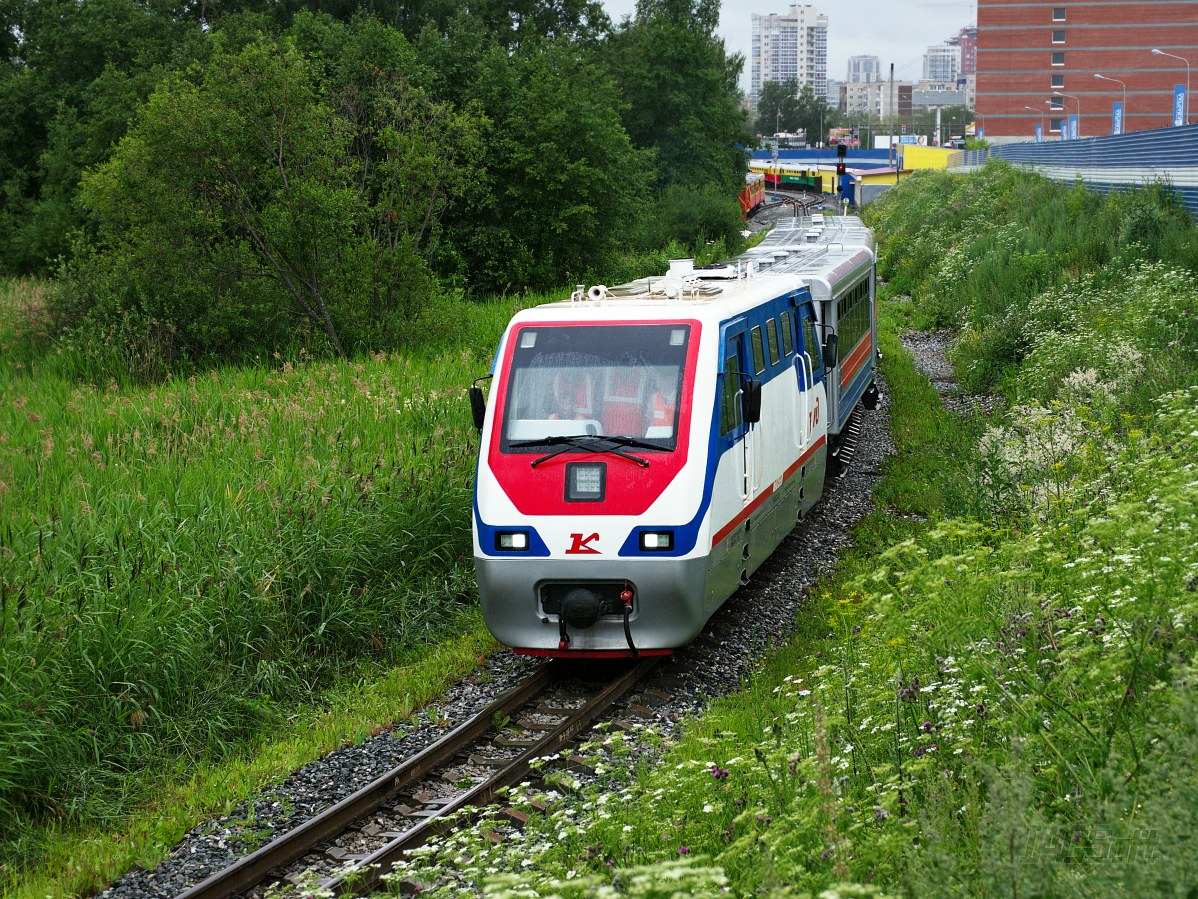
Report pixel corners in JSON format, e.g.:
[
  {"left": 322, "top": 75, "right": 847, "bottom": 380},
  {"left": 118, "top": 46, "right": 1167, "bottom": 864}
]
[
  {"left": 322, "top": 655, "right": 661, "bottom": 895},
  {"left": 176, "top": 663, "right": 557, "bottom": 899}
]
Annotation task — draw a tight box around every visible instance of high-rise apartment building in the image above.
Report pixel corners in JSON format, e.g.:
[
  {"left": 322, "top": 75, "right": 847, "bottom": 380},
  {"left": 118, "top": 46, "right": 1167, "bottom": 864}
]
[
  {"left": 976, "top": 0, "right": 1198, "bottom": 140},
  {"left": 924, "top": 44, "right": 962, "bottom": 82},
  {"left": 847, "top": 55, "right": 882, "bottom": 83},
  {"left": 955, "top": 26, "right": 978, "bottom": 76},
  {"left": 750, "top": 5, "right": 829, "bottom": 112}
]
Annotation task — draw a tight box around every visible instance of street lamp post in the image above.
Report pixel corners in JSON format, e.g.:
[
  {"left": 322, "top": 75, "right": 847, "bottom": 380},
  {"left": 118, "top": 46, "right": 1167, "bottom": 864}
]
[
  {"left": 1094, "top": 73, "right": 1128, "bottom": 133},
  {"left": 1053, "top": 92, "right": 1081, "bottom": 137},
  {"left": 1152, "top": 48, "right": 1192, "bottom": 125},
  {"left": 1024, "top": 105, "right": 1046, "bottom": 140}
]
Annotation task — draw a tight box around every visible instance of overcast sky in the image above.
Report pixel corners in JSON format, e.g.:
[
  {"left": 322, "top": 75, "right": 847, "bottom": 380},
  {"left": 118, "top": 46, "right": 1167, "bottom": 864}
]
[{"left": 600, "top": 1, "right": 974, "bottom": 88}]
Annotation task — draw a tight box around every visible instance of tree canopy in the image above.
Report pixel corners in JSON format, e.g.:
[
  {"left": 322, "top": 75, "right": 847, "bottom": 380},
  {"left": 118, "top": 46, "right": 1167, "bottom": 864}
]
[
  {"left": 57, "top": 22, "right": 481, "bottom": 364},
  {"left": 3, "top": 0, "right": 752, "bottom": 370},
  {"left": 755, "top": 80, "right": 840, "bottom": 145},
  {"left": 604, "top": 0, "right": 747, "bottom": 195}
]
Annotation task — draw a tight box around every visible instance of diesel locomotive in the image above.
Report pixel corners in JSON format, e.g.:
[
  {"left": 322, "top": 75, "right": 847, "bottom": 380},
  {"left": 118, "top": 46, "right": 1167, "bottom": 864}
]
[{"left": 468, "top": 214, "right": 879, "bottom": 657}]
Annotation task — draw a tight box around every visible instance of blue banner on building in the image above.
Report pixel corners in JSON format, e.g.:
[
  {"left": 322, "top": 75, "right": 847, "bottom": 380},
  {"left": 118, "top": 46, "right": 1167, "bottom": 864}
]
[
  {"left": 1035, "top": 122, "right": 1043, "bottom": 142},
  {"left": 1068, "top": 114, "right": 1078, "bottom": 140},
  {"left": 1175, "top": 85, "right": 1188, "bottom": 127},
  {"left": 1112, "top": 102, "right": 1123, "bottom": 135}
]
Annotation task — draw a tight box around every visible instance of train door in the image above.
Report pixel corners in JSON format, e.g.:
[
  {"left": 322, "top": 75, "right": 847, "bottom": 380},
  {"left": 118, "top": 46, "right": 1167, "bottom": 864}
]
[
  {"left": 820, "top": 296, "right": 841, "bottom": 435},
  {"left": 720, "top": 328, "right": 756, "bottom": 502},
  {"left": 796, "top": 303, "right": 825, "bottom": 441},
  {"left": 783, "top": 301, "right": 812, "bottom": 450}
]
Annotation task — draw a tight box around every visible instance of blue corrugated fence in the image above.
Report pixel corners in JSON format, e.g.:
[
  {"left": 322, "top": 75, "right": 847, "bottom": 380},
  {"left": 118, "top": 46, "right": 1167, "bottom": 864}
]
[{"left": 948, "top": 124, "right": 1198, "bottom": 216}]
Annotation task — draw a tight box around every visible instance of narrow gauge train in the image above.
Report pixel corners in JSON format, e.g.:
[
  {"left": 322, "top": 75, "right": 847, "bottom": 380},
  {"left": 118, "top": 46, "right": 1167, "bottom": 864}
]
[
  {"left": 467, "top": 215, "right": 879, "bottom": 658},
  {"left": 739, "top": 171, "right": 766, "bottom": 215}
]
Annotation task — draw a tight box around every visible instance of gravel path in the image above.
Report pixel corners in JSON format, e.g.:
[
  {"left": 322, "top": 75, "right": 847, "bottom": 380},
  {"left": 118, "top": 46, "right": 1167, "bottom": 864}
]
[{"left": 900, "top": 329, "right": 1003, "bottom": 417}]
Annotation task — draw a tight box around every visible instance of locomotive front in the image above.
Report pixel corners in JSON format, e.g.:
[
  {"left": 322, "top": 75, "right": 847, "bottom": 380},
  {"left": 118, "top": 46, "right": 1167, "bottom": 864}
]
[{"left": 472, "top": 308, "right": 716, "bottom": 657}]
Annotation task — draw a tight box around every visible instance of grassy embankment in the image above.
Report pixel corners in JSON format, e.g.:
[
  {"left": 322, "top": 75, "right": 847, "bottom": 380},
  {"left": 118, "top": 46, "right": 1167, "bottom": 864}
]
[
  {"left": 382, "top": 163, "right": 1198, "bottom": 897},
  {"left": 0, "top": 280, "right": 543, "bottom": 896}
]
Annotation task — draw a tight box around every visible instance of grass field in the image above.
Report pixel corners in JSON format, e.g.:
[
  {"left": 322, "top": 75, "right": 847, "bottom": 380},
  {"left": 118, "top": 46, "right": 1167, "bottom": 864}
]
[{"left": 0, "top": 277, "right": 542, "bottom": 892}]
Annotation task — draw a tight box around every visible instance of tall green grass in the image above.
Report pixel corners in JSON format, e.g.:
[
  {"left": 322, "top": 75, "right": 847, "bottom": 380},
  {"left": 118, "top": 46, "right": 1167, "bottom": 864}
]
[
  {"left": 0, "top": 278, "right": 539, "bottom": 859},
  {"left": 870, "top": 163, "right": 1198, "bottom": 394}
]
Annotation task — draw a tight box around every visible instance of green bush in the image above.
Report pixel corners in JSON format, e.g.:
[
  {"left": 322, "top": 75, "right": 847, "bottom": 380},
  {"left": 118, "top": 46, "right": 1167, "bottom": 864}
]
[{"left": 48, "top": 22, "right": 482, "bottom": 373}]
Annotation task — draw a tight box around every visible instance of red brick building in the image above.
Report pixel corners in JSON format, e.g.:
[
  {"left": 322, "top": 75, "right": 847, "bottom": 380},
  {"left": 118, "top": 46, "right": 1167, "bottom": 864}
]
[{"left": 976, "top": 0, "right": 1198, "bottom": 141}]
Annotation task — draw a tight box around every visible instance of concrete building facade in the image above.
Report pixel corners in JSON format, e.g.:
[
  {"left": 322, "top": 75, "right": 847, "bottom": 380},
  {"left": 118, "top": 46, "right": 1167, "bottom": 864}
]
[
  {"left": 924, "top": 44, "right": 962, "bottom": 83},
  {"left": 750, "top": 4, "right": 829, "bottom": 112},
  {"left": 976, "top": 0, "right": 1198, "bottom": 140},
  {"left": 847, "top": 55, "right": 882, "bottom": 83},
  {"left": 840, "top": 80, "right": 913, "bottom": 118}
]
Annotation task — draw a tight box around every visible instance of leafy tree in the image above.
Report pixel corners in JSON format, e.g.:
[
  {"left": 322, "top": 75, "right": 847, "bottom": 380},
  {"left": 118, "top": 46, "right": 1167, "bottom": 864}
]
[
  {"left": 55, "top": 29, "right": 482, "bottom": 365},
  {"left": 455, "top": 0, "right": 610, "bottom": 49},
  {"left": 756, "top": 80, "right": 839, "bottom": 145},
  {"left": 755, "top": 79, "right": 802, "bottom": 136},
  {"left": 419, "top": 18, "right": 652, "bottom": 293},
  {"left": 603, "top": 0, "right": 747, "bottom": 195},
  {"left": 0, "top": 0, "right": 205, "bottom": 273},
  {"left": 233, "top": 0, "right": 609, "bottom": 47}
]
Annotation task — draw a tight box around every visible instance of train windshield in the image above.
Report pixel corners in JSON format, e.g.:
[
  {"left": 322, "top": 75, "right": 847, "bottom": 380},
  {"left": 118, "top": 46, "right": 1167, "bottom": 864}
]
[{"left": 500, "top": 323, "right": 690, "bottom": 452}]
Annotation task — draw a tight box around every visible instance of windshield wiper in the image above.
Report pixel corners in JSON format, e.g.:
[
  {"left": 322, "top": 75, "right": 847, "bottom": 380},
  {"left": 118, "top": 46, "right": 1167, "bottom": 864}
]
[
  {"left": 594, "top": 435, "right": 663, "bottom": 453},
  {"left": 513, "top": 433, "right": 651, "bottom": 469},
  {"left": 509, "top": 435, "right": 591, "bottom": 449}
]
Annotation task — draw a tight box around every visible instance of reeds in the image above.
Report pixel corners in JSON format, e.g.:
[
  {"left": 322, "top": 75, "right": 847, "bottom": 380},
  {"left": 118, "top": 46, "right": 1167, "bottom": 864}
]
[{"left": 0, "top": 279, "right": 540, "bottom": 839}]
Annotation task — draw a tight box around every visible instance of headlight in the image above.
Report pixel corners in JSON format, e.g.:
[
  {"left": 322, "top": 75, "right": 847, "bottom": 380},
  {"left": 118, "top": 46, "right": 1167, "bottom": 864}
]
[
  {"left": 565, "top": 462, "right": 606, "bottom": 502},
  {"left": 639, "top": 530, "right": 674, "bottom": 552},
  {"left": 495, "top": 530, "right": 530, "bottom": 552}
]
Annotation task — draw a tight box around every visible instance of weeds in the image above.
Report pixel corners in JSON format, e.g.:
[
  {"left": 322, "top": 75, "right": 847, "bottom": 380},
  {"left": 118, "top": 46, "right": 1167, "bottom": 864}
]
[{"left": 0, "top": 280, "right": 548, "bottom": 887}]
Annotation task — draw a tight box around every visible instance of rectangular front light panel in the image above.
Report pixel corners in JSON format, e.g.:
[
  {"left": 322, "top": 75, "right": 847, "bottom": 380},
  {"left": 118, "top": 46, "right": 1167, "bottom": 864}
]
[
  {"left": 495, "top": 530, "right": 530, "bottom": 552},
  {"left": 566, "top": 462, "right": 606, "bottom": 502},
  {"left": 639, "top": 530, "right": 674, "bottom": 552}
]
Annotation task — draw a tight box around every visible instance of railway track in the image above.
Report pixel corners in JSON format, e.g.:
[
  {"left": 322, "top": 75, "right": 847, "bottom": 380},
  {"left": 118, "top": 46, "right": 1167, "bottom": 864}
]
[{"left": 177, "top": 657, "right": 660, "bottom": 898}]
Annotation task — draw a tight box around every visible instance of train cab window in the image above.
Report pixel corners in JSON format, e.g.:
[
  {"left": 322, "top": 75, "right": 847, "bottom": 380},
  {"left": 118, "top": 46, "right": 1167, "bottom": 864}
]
[
  {"left": 750, "top": 327, "right": 766, "bottom": 374},
  {"left": 780, "top": 311, "right": 794, "bottom": 356},
  {"left": 766, "top": 319, "right": 781, "bottom": 366},
  {"left": 500, "top": 323, "right": 690, "bottom": 451},
  {"left": 720, "top": 337, "right": 742, "bottom": 435}
]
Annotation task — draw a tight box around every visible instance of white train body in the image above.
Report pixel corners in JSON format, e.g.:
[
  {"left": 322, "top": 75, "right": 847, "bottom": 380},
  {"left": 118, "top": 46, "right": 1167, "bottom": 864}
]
[{"left": 470, "top": 216, "right": 877, "bottom": 657}]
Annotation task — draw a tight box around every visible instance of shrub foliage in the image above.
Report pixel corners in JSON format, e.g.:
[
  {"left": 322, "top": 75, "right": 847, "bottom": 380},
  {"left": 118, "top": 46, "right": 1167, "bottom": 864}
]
[{"left": 51, "top": 26, "right": 482, "bottom": 368}]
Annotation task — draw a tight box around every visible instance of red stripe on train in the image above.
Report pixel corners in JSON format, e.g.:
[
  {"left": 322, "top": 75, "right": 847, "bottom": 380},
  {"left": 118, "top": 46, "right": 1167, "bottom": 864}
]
[
  {"left": 838, "top": 333, "right": 874, "bottom": 384},
  {"left": 710, "top": 435, "right": 826, "bottom": 547}
]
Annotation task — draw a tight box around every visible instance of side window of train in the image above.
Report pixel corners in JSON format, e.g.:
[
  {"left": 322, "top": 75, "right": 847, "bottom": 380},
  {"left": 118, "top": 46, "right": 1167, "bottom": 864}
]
[
  {"left": 837, "top": 279, "right": 870, "bottom": 353},
  {"left": 750, "top": 326, "right": 766, "bottom": 375},
  {"left": 720, "top": 336, "right": 742, "bottom": 435},
  {"left": 766, "top": 318, "right": 781, "bottom": 366},
  {"left": 801, "top": 311, "right": 823, "bottom": 381},
  {"left": 780, "top": 311, "right": 794, "bottom": 356}
]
